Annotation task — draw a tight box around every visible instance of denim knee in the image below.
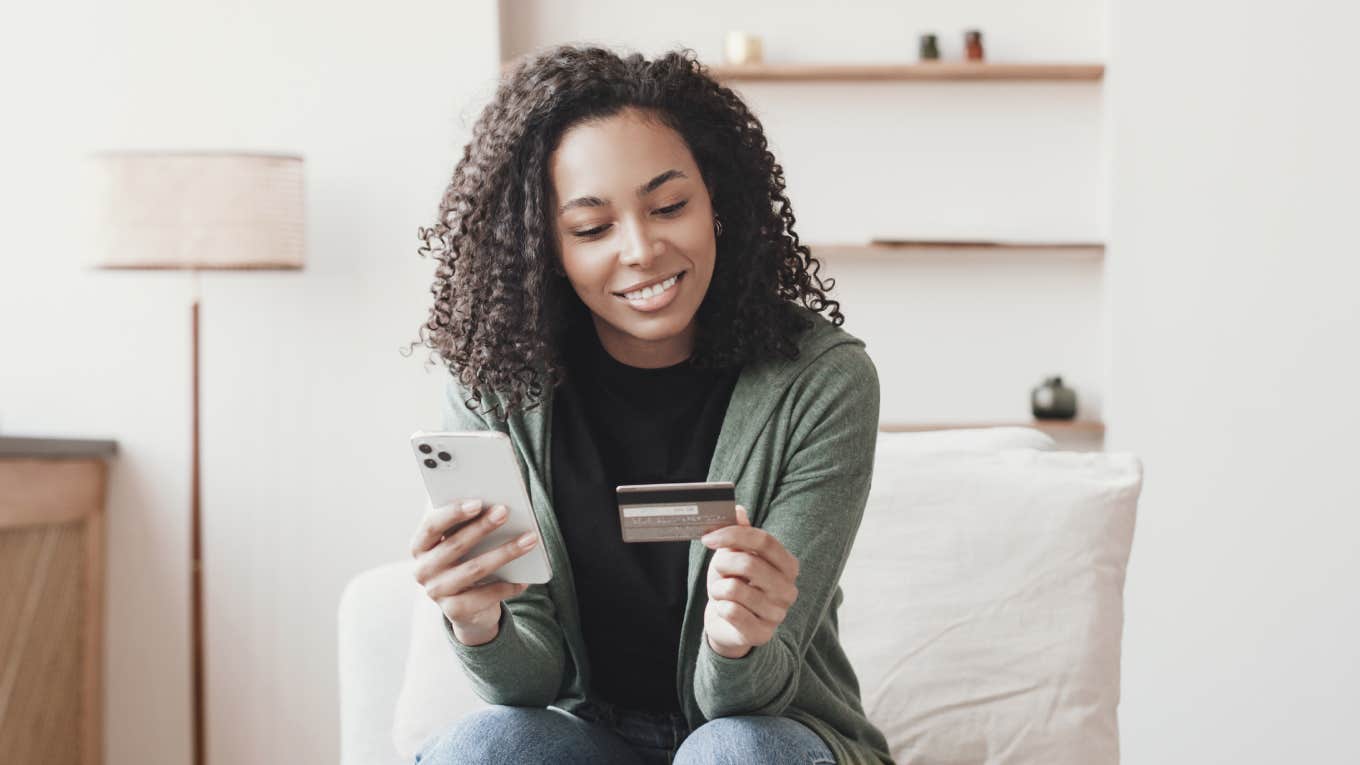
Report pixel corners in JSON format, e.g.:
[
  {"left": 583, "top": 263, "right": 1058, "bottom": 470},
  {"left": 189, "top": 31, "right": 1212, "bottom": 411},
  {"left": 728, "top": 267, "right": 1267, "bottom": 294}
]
[
  {"left": 674, "top": 715, "right": 835, "bottom": 765},
  {"left": 414, "top": 704, "right": 638, "bottom": 765},
  {"left": 413, "top": 707, "right": 563, "bottom": 756},
  {"left": 415, "top": 706, "right": 519, "bottom": 764}
]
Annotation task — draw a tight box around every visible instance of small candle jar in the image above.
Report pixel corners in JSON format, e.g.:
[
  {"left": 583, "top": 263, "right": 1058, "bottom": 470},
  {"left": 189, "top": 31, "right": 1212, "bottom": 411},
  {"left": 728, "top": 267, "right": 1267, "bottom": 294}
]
[{"left": 725, "top": 32, "right": 764, "bottom": 65}]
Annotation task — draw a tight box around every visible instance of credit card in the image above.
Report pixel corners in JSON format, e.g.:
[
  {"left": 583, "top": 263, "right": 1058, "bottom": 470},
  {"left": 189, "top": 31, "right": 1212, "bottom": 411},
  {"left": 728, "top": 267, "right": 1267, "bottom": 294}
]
[{"left": 616, "top": 481, "right": 737, "bottom": 543}]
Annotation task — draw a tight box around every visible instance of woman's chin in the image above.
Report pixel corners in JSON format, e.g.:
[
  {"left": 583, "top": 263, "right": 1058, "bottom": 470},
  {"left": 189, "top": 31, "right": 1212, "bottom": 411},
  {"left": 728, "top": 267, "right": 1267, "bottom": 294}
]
[
  {"left": 621, "top": 313, "right": 694, "bottom": 340},
  {"left": 596, "top": 304, "right": 697, "bottom": 343}
]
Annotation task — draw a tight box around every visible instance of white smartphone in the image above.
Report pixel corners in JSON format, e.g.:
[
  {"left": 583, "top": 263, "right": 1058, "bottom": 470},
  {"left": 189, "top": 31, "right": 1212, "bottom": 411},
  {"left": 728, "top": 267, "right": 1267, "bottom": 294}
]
[{"left": 410, "top": 430, "right": 552, "bottom": 585}]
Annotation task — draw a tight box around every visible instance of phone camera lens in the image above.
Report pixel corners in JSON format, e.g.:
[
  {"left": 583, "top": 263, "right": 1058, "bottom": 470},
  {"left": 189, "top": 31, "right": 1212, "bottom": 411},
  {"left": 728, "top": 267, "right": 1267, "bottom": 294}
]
[
  {"left": 438, "top": 451, "right": 452, "bottom": 462},
  {"left": 423, "top": 458, "right": 438, "bottom": 468},
  {"left": 418, "top": 444, "right": 433, "bottom": 454}
]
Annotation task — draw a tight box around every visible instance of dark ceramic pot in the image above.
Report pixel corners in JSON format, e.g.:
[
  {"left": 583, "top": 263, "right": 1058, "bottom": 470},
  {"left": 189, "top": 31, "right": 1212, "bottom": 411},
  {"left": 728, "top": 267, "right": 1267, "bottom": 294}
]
[{"left": 1032, "top": 376, "right": 1077, "bottom": 420}]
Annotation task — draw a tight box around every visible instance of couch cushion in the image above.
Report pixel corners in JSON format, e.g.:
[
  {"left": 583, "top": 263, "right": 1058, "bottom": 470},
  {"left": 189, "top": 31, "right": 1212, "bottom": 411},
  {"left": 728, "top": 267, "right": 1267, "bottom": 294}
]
[{"left": 838, "top": 444, "right": 1142, "bottom": 764}]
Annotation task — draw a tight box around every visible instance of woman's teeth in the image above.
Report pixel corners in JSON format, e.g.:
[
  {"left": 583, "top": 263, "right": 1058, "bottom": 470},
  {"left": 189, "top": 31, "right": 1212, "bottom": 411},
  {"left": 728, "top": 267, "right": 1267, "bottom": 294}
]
[{"left": 623, "top": 274, "right": 679, "bottom": 302}]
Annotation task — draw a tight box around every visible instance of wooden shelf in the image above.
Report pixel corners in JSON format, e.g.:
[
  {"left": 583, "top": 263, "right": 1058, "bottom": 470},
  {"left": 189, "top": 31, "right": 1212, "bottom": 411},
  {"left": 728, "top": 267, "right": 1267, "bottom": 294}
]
[
  {"left": 498, "top": 58, "right": 1104, "bottom": 83},
  {"left": 880, "top": 420, "right": 1106, "bottom": 435},
  {"left": 708, "top": 62, "right": 1105, "bottom": 83},
  {"left": 813, "top": 240, "right": 1105, "bottom": 258}
]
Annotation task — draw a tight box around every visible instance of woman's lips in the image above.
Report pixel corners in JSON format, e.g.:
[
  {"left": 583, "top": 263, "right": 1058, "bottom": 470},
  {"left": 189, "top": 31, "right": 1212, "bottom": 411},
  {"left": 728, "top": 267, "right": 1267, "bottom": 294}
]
[{"left": 616, "top": 271, "right": 684, "bottom": 313}]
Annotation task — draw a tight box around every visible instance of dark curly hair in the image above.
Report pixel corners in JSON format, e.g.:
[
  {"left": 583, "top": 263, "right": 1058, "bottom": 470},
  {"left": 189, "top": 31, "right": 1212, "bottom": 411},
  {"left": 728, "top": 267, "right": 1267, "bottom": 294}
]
[{"left": 407, "top": 44, "right": 843, "bottom": 418}]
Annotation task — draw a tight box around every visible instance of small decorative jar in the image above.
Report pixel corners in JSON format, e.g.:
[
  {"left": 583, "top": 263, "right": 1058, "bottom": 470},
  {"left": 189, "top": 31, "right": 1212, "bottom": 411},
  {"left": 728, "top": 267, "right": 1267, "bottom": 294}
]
[
  {"left": 919, "top": 33, "right": 941, "bottom": 61},
  {"left": 1031, "top": 376, "right": 1077, "bottom": 420},
  {"left": 964, "top": 29, "right": 985, "bottom": 61}
]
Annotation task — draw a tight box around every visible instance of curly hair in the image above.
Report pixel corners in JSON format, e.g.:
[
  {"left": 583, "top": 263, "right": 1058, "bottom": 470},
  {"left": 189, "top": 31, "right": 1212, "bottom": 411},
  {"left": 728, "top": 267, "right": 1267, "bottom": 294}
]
[{"left": 407, "top": 44, "right": 843, "bottom": 418}]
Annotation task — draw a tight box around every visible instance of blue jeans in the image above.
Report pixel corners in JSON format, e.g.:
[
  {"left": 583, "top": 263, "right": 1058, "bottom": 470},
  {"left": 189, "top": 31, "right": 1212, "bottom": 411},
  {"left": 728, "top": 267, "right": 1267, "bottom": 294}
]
[{"left": 414, "top": 698, "right": 836, "bottom": 764}]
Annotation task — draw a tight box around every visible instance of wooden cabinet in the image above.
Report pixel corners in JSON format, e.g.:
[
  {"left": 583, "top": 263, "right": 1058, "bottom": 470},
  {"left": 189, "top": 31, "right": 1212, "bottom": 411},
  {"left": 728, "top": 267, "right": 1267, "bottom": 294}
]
[{"left": 0, "top": 437, "right": 116, "bottom": 765}]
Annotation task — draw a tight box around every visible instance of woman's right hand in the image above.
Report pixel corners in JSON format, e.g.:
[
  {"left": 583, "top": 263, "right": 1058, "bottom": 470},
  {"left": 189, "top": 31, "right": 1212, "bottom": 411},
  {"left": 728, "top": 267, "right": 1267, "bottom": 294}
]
[{"left": 410, "top": 498, "right": 540, "bottom": 646}]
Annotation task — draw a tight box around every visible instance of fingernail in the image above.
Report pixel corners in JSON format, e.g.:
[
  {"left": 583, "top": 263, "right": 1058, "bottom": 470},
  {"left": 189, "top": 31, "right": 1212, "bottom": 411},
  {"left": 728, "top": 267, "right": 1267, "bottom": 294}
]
[
  {"left": 461, "top": 499, "right": 482, "bottom": 513},
  {"left": 516, "top": 532, "right": 537, "bottom": 549},
  {"left": 488, "top": 505, "right": 508, "bottom": 523}
]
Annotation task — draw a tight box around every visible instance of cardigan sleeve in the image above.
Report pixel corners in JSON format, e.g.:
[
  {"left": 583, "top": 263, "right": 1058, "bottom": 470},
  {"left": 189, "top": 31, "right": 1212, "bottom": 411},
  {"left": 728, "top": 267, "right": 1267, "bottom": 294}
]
[
  {"left": 693, "top": 343, "right": 881, "bottom": 719},
  {"left": 436, "top": 377, "right": 567, "bottom": 707}
]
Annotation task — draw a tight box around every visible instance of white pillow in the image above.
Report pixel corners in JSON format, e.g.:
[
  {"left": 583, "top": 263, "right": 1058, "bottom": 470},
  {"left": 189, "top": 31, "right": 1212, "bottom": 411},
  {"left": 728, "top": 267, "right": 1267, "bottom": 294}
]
[
  {"left": 839, "top": 447, "right": 1142, "bottom": 765},
  {"left": 392, "top": 582, "right": 487, "bottom": 760}
]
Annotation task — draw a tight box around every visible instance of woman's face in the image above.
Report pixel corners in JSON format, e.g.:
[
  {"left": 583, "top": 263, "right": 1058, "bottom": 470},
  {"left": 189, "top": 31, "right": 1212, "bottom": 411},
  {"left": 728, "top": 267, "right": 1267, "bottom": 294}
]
[{"left": 549, "top": 108, "right": 717, "bottom": 368}]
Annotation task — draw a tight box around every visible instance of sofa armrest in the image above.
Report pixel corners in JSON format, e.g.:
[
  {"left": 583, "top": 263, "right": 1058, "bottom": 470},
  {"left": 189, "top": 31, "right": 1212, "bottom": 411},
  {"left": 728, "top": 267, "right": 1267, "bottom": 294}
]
[{"left": 339, "top": 561, "right": 415, "bottom": 765}]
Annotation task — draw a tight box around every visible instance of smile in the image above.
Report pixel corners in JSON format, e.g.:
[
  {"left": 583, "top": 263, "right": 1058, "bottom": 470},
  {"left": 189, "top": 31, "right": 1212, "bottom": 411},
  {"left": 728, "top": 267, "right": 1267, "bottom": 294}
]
[{"left": 615, "top": 272, "right": 684, "bottom": 312}]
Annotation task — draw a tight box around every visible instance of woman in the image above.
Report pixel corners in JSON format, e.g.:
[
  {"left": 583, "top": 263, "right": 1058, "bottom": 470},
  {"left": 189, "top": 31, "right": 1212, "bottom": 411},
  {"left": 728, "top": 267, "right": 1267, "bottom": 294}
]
[{"left": 407, "top": 44, "right": 891, "bottom": 765}]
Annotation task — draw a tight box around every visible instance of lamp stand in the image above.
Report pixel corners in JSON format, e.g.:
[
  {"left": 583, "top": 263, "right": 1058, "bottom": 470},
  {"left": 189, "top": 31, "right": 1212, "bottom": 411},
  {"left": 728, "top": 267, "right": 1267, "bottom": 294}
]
[
  {"left": 87, "top": 151, "right": 306, "bottom": 765},
  {"left": 191, "top": 292, "right": 206, "bottom": 765}
]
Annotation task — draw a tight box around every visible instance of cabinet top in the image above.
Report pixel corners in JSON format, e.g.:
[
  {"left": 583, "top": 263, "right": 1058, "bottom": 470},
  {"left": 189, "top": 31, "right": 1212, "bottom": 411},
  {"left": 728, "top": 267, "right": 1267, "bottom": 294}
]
[{"left": 0, "top": 436, "right": 119, "bottom": 459}]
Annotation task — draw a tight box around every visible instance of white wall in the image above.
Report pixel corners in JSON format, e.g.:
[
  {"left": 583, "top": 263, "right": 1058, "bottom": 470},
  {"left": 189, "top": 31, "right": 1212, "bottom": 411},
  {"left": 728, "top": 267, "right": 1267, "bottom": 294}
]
[
  {"left": 1, "top": 1, "right": 498, "bottom": 763},
  {"left": 1108, "top": 1, "right": 1360, "bottom": 762},
  {"left": 504, "top": 0, "right": 1111, "bottom": 436}
]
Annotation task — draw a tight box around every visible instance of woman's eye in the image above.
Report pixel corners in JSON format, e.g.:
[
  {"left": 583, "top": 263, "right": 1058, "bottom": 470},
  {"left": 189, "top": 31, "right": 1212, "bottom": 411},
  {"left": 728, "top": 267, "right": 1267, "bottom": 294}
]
[
  {"left": 572, "top": 225, "right": 610, "bottom": 238},
  {"left": 569, "top": 201, "right": 688, "bottom": 239}
]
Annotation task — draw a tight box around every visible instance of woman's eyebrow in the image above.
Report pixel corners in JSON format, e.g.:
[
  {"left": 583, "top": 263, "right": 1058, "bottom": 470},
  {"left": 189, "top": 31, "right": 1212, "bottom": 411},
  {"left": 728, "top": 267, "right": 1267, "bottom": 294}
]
[{"left": 557, "top": 169, "right": 688, "bottom": 216}]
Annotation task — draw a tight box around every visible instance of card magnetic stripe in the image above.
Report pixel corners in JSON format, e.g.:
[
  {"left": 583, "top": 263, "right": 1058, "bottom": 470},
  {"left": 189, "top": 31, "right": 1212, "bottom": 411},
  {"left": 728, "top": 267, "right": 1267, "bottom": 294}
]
[{"left": 615, "top": 486, "right": 736, "bottom": 505}]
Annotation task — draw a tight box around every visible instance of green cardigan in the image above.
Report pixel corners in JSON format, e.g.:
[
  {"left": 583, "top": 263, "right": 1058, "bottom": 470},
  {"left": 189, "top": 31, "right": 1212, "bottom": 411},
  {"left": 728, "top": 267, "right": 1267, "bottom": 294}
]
[{"left": 439, "top": 304, "right": 894, "bottom": 765}]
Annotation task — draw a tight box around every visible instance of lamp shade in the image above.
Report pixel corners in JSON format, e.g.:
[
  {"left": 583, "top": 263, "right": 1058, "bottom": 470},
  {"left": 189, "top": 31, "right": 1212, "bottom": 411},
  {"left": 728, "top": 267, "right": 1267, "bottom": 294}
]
[{"left": 86, "top": 151, "right": 305, "bottom": 270}]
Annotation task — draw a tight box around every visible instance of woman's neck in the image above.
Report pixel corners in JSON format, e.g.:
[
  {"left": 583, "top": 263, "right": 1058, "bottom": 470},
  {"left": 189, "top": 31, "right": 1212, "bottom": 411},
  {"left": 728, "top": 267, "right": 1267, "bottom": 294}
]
[{"left": 589, "top": 314, "right": 696, "bottom": 369}]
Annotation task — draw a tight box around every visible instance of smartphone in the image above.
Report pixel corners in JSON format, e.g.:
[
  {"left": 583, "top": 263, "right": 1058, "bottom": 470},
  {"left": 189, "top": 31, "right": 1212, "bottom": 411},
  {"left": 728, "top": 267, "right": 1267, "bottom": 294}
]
[{"left": 410, "top": 430, "right": 552, "bottom": 584}]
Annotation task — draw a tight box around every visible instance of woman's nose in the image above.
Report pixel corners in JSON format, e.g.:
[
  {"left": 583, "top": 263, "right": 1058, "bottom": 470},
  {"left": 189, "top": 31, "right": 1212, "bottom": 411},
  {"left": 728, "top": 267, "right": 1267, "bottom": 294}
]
[{"left": 619, "top": 221, "right": 662, "bottom": 267}]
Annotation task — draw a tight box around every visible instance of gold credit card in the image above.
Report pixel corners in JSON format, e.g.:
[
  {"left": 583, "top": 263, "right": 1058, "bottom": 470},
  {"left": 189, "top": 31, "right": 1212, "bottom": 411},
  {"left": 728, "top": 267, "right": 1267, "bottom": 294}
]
[{"left": 616, "top": 481, "right": 737, "bottom": 543}]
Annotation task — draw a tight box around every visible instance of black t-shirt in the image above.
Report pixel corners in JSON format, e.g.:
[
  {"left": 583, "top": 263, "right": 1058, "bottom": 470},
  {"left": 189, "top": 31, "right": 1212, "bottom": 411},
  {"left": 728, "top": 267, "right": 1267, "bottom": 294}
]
[{"left": 550, "top": 322, "right": 740, "bottom": 713}]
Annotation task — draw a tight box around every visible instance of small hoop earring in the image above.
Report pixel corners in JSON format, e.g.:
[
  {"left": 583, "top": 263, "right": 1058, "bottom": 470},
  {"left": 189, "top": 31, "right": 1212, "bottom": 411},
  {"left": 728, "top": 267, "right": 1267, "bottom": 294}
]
[{"left": 713, "top": 215, "right": 724, "bottom": 238}]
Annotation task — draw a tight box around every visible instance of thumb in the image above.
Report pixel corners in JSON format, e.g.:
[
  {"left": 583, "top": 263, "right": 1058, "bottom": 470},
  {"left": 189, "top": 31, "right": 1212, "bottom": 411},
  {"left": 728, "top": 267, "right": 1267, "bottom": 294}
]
[{"left": 736, "top": 504, "right": 751, "bottom": 527}]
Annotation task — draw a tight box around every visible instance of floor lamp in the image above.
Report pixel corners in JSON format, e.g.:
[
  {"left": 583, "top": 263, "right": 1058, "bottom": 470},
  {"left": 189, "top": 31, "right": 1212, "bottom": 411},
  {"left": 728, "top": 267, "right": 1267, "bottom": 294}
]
[{"left": 85, "top": 151, "right": 306, "bottom": 765}]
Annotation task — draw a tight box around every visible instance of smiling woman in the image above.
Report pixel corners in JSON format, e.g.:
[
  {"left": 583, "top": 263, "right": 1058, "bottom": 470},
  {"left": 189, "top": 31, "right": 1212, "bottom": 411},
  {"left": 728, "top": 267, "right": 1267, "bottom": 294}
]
[
  {"left": 409, "top": 44, "right": 841, "bottom": 418},
  {"left": 403, "top": 44, "right": 891, "bottom": 765}
]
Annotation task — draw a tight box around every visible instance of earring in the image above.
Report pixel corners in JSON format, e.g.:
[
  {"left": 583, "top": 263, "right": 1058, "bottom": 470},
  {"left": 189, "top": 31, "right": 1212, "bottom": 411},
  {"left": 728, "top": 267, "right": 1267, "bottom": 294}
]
[{"left": 713, "top": 215, "right": 724, "bottom": 238}]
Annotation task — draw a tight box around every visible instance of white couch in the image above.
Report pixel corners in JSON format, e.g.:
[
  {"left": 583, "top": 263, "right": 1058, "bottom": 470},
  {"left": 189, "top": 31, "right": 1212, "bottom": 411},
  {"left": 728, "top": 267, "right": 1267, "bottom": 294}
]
[{"left": 339, "top": 427, "right": 1142, "bottom": 765}]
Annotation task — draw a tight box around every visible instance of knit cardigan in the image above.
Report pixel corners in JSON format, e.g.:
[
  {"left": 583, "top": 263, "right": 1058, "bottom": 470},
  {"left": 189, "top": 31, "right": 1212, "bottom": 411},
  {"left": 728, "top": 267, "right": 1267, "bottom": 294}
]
[{"left": 438, "top": 304, "right": 893, "bottom": 764}]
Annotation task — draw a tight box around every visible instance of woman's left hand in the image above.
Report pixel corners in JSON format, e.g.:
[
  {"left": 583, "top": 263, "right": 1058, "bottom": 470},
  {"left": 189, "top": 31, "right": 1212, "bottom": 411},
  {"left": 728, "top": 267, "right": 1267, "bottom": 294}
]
[{"left": 700, "top": 505, "right": 801, "bottom": 659}]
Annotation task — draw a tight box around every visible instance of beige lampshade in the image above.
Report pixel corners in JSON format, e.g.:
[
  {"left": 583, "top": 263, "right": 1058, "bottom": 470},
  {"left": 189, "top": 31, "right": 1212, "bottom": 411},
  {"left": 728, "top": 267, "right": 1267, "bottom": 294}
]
[{"left": 86, "top": 151, "right": 305, "bottom": 270}]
